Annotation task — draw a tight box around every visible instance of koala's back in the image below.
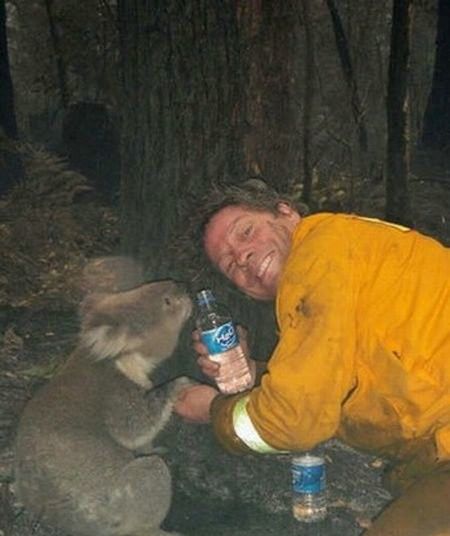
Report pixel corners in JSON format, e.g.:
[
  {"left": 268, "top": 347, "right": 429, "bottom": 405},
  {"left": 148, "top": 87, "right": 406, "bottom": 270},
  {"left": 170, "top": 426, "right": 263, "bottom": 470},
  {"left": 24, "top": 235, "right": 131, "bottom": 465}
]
[{"left": 14, "top": 353, "right": 142, "bottom": 532}]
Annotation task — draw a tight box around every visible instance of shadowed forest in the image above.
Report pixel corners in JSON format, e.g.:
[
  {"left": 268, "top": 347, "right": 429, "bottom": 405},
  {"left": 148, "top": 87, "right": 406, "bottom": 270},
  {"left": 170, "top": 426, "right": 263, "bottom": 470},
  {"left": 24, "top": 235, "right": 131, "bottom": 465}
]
[{"left": 0, "top": 1, "right": 449, "bottom": 535}]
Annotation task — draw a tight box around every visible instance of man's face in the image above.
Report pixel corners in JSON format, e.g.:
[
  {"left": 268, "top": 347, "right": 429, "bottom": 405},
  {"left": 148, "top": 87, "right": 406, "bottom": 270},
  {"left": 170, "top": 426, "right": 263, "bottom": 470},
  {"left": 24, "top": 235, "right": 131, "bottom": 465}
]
[{"left": 203, "top": 203, "right": 300, "bottom": 300}]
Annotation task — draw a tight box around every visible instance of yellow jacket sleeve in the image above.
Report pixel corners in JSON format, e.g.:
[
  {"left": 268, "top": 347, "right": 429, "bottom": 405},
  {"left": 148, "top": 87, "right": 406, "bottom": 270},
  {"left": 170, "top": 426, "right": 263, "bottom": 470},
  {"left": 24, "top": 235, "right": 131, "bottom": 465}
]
[{"left": 210, "top": 393, "right": 259, "bottom": 455}]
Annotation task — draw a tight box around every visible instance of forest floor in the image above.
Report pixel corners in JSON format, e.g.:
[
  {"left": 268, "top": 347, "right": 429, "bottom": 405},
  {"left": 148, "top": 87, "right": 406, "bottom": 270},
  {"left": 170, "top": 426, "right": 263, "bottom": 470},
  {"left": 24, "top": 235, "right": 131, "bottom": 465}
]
[{"left": 0, "top": 147, "right": 449, "bottom": 536}]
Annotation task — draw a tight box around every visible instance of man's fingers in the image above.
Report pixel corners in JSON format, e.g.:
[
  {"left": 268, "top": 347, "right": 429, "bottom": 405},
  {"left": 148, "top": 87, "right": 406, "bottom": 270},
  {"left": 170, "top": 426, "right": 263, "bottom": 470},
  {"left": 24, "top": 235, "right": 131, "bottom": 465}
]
[
  {"left": 236, "top": 324, "right": 249, "bottom": 354},
  {"left": 193, "top": 339, "right": 208, "bottom": 356},
  {"left": 198, "top": 355, "right": 220, "bottom": 377}
]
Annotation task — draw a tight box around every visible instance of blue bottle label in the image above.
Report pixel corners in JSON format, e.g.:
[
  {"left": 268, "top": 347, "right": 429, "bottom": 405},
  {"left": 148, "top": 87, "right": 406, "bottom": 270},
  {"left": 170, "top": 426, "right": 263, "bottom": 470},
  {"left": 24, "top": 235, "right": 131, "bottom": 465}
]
[
  {"left": 292, "top": 463, "right": 326, "bottom": 494},
  {"left": 201, "top": 321, "right": 239, "bottom": 354}
]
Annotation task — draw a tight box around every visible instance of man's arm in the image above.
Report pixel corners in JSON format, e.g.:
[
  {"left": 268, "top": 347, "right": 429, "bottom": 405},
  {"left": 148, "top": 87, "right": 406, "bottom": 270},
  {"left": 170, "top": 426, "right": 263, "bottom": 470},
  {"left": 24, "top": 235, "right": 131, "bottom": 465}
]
[{"left": 174, "top": 383, "right": 279, "bottom": 455}]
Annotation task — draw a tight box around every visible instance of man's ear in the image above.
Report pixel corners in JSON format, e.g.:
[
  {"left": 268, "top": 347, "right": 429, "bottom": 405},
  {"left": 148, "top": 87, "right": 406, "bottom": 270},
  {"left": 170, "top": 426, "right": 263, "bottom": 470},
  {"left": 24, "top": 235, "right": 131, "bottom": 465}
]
[
  {"left": 276, "top": 202, "right": 297, "bottom": 216},
  {"left": 276, "top": 201, "right": 291, "bottom": 214},
  {"left": 276, "top": 202, "right": 301, "bottom": 226}
]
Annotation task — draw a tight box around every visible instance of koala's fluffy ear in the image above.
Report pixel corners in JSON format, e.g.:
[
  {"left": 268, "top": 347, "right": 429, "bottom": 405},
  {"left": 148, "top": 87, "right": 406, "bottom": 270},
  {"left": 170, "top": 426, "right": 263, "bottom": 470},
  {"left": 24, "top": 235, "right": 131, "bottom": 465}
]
[
  {"left": 79, "top": 292, "right": 136, "bottom": 361},
  {"left": 80, "top": 256, "right": 145, "bottom": 295}
]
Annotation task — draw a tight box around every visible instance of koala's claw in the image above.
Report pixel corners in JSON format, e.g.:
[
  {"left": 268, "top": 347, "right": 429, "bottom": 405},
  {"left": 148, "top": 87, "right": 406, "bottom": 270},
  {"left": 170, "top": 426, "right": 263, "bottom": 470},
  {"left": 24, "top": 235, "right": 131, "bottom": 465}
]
[{"left": 172, "top": 376, "right": 199, "bottom": 395}]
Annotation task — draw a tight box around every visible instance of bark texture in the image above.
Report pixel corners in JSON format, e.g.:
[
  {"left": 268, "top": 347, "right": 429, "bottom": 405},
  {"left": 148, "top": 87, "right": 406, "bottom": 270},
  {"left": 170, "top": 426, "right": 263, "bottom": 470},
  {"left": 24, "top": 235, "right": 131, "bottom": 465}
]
[
  {"left": 386, "top": 0, "right": 413, "bottom": 226},
  {"left": 421, "top": 0, "right": 450, "bottom": 149}
]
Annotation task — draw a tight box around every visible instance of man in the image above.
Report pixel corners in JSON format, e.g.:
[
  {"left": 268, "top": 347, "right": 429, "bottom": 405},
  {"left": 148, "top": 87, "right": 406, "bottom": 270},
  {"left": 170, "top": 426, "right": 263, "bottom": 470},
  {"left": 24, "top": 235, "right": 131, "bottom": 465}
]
[{"left": 175, "top": 179, "right": 450, "bottom": 535}]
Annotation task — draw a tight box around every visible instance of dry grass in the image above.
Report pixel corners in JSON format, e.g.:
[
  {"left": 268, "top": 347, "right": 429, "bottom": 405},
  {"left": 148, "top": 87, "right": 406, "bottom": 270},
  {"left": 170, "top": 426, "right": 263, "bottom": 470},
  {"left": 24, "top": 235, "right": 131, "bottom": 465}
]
[{"left": 0, "top": 141, "right": 119, "bottom": 310}]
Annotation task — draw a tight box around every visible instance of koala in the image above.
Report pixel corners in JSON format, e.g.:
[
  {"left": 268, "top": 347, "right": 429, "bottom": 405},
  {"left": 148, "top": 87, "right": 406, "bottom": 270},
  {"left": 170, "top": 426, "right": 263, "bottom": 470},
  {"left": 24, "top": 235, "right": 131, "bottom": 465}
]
[{"left": 14, "top": 277, "right": 194, "bottom": 536}]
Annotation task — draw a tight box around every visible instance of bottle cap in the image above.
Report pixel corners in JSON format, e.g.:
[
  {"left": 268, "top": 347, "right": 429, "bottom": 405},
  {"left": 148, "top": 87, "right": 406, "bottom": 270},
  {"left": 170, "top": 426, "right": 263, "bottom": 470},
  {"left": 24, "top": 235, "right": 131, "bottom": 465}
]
[
  {"left": 292, "top": 454, "right": 325, "bottom": 467},
  {"left": 196, "top": 289, "right": 215, "bottom": 306}
]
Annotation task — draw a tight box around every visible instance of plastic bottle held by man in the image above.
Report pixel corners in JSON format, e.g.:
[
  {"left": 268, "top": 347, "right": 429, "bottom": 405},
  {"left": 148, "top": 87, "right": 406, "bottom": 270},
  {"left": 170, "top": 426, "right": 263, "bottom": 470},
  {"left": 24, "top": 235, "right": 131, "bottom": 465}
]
[{"left": 195, "top": 289, "right": 253, "bottom": 394}]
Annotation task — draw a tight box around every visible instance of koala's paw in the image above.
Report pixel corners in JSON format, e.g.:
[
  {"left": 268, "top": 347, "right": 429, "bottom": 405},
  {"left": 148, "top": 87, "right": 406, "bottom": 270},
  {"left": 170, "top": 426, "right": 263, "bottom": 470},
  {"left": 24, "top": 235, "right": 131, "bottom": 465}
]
[{"left": 171, "top": 376, "right": 199, "bottom": 396}]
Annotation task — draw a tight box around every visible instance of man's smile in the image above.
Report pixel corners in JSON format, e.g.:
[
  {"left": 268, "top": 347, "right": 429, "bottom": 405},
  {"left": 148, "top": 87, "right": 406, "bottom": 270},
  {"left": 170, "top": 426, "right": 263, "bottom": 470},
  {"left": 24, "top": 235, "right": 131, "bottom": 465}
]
[{"left": 257, "top": 252, "right": 274, "bottom": 279}]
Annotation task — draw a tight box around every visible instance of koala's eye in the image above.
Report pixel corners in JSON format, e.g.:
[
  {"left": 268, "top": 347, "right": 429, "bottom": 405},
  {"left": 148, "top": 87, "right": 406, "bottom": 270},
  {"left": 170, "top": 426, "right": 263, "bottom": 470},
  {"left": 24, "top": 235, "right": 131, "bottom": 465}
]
[{"left": 164, "top": 297, "right": 172, "bottom": 307}]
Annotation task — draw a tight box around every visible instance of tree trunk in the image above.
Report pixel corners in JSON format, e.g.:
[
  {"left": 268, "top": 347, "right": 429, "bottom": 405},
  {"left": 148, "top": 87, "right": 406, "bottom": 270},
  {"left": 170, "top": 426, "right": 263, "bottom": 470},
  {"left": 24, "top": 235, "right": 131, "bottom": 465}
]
[
  {"left": 0, "top": 0, "right": 17, "bottom": 140},
  {"left": 299, "top": 0, "right": 314, "bottom": 204},
  {"left": 385, "top": 0, "right": 413, "bottom": 226},
  {"left": 0, "top": 0, "right": 23, "bottom": 196},
  {"left": 117, "top": 1, "right": 302, "bottom": 361},
  {"left": 118, "top": 0, "right": 244, "bottom": 274},
  {"left": 237, "top": 1, "right": 301, "bottom": 191},
  {"left": 43, "top": 0, "right": 69, "bottom": 110},
  {"left": 325, "top": 0, "right": 368, "bottom": 154},
  {"left": 421, "top": 0, "right": 450, "bottom": 149}
]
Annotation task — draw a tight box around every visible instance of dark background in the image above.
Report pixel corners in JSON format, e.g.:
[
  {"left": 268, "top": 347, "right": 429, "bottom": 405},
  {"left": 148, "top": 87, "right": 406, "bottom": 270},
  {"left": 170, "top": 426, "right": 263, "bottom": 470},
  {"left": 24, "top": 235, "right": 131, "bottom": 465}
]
[{"left": 0, "top": 1, "right": 449, "bottom": 534}]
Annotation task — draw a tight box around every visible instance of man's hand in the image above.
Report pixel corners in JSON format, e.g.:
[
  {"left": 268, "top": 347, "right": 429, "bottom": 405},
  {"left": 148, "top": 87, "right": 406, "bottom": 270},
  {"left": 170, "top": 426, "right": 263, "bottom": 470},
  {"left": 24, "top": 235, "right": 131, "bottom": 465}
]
[
  {"left": 193, "top": 325, "right": 256, "bottom": 387},
  {"left": 174, "top": 384, "right": 219, "bottom": 423}
]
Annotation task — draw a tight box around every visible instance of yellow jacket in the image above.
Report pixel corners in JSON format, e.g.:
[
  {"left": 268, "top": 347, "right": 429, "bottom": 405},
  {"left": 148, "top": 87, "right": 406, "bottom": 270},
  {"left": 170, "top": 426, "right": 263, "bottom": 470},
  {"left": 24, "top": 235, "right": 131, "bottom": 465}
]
[{"left": 212, "top": 213, "right": 450, "bottom": 462}]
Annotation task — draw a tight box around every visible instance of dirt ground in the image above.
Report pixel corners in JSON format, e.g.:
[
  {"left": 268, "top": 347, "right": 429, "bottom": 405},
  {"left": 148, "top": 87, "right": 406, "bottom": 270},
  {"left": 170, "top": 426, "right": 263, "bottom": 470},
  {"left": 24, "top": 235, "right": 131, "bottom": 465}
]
[{"left": 0, "top": 148, "right": 448, "bottom": 535}]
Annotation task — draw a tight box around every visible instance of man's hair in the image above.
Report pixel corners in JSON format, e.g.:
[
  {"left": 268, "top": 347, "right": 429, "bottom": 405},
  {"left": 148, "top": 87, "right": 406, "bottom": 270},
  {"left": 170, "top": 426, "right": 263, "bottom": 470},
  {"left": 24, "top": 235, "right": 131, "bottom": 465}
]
[{"left": 174, "top": 178, "right": 308, "bottom": 285}]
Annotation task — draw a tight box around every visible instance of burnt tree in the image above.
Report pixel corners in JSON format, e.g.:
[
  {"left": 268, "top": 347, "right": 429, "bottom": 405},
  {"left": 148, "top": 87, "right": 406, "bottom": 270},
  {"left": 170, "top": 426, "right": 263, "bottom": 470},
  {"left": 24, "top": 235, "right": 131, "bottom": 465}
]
[
  {"left": 421, "top": 0, "right": 450, "bottom": 149},
  {"left": 236, "top": 1, "right": 301, "bottom": 188},
  {"left": 325, "top": 0, "right": 368, "bottom": 154},
  {"left": 298, "top": 0, "right": 314, "bottom": 204},
  {"left": 0, "top": 0, "right": 22, "bottom": 195},
  {"left": 43, "top": 0, "right": 69, "bottom": 111},
  {"left": 118, "top": 1, "right": 243, "bottom": 274},
  {"left": 385, "top": 0, "right": 413, "bottom": 226},
  {"left": 118, "top": 1, "right": 301, "bottom": 272},
  {"left": 0, "top": 0, "right": 16, "bottom": 140},
  {"left": 117, "top": 1, "right": 300, "bottom": 360}
]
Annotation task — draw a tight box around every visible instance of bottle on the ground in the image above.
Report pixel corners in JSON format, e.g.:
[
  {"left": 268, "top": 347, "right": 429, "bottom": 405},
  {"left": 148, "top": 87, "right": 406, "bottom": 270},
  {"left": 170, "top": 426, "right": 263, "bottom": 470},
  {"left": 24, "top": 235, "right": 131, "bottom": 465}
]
[
  {"left": 292, "top": 454, "right": 328, "bottom": 523},
  {"left": 195, "top": 289, "right": 253, "bottom": 394}
]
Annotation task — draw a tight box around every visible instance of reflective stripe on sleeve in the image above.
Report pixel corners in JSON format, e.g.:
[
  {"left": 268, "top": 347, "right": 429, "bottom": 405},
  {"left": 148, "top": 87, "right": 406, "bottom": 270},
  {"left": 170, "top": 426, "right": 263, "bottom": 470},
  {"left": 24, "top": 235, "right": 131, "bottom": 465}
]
[{"left": 232, "top": 395, "right": 287, "bottom": 454}]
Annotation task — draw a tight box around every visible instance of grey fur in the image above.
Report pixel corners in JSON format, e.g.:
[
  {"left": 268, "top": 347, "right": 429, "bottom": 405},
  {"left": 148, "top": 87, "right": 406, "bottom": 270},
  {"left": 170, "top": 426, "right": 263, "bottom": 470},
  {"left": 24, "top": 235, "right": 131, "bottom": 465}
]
[{"left": 14, "top": 279, "right": 193, "bottom": 536}]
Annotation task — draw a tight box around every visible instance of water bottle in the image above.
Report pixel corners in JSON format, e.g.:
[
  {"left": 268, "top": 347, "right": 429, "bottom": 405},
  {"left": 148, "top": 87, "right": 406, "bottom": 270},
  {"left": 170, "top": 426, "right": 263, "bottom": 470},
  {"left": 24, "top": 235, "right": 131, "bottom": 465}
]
[
  {"left": 195, "top": 289, "right": 253, "bottom": 394},
  {"left": 292, "top": 454, "right": 327, "bottom": 523}
]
